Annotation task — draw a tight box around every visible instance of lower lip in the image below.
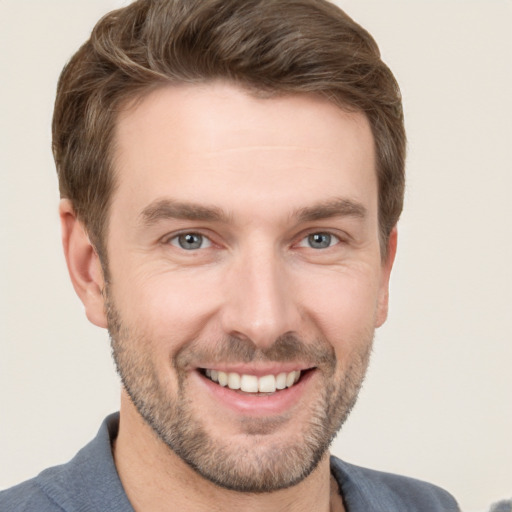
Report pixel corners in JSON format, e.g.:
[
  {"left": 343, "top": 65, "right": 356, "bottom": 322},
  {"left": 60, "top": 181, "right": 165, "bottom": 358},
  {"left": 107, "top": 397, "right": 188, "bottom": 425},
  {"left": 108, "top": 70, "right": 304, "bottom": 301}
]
[{"left": 194, "top": 370, "right": 315, "bottom": 416}]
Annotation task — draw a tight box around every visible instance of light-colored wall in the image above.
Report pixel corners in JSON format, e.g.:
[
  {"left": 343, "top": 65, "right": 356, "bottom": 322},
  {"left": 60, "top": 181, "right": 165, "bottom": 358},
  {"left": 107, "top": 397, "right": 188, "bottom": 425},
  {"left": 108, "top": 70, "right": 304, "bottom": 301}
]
[{"left": 0, "top": 1, "right": 510, "bottom": 511}]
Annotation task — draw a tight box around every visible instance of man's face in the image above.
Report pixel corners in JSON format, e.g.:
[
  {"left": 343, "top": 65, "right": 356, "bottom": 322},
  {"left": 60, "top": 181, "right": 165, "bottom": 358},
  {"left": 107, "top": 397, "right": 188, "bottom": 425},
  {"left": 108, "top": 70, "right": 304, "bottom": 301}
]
[{"left": 103, "top": 82, "right": 394, "bottom": 492}]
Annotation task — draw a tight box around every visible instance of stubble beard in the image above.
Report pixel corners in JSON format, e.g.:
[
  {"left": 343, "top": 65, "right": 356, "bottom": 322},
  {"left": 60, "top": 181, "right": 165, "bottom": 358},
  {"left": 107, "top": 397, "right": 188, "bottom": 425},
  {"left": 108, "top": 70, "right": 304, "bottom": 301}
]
[{"left": 106, "top": 295, "right": 373, "bottom": 493}]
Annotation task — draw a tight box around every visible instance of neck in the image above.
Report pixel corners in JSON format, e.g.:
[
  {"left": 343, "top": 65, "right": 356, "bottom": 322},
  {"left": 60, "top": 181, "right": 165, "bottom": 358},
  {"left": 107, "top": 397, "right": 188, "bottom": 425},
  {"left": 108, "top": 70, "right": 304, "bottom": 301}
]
[{"left": 113, "top": 394, "right": 344, "bottom": 512}]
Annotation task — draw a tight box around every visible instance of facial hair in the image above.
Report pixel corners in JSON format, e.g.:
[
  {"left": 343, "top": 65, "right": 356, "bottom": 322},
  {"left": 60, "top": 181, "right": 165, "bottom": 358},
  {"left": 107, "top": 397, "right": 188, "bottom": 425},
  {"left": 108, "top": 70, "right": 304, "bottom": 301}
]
[{"left": 106, "top": 293, "right": 373, "bottom": 493}]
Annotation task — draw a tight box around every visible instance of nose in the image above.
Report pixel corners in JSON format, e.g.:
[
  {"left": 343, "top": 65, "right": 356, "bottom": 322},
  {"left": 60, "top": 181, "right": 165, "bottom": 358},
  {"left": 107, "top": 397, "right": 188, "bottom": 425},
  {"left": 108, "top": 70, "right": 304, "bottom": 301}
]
[{"left": 219, "top": 245, "right": 301, "bottom": 350}]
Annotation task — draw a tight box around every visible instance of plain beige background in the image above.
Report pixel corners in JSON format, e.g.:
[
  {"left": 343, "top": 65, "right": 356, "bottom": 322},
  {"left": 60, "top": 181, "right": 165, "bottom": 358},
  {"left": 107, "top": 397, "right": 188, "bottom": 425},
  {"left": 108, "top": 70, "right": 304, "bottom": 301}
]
[{"left": 0, "top": 1, "right": 510, "bottom": 511}]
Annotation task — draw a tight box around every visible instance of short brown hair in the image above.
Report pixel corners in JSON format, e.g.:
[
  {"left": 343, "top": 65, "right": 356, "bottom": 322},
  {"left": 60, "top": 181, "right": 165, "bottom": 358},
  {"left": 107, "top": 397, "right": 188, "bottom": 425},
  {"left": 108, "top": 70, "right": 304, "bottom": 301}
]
[{"left": 53, "top": 0, "right": 405, "bottom": 262}]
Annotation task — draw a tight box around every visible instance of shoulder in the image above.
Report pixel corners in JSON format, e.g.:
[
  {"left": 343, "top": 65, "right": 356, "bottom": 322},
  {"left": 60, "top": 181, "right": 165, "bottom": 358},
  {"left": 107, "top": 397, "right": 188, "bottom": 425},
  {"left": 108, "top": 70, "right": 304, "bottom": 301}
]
[
  {"left": 330, "top": 456, "right": 460, "bottom": 512},
  {"left": 0, "top": 414, "right": 132, "bottom": 512},
  {"left": 0, "top": 476, "right": 63, "bottom": 512},
  {"left": 0, "top": 455, "right": 93, "bottom": 512}
]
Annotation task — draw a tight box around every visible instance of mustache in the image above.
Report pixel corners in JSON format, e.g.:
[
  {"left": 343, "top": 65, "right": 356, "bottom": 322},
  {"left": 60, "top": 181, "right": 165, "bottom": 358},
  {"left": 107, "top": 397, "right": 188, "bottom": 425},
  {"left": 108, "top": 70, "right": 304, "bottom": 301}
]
[{"left": 174, "top": 332, "right": 336, "bottom": 370}]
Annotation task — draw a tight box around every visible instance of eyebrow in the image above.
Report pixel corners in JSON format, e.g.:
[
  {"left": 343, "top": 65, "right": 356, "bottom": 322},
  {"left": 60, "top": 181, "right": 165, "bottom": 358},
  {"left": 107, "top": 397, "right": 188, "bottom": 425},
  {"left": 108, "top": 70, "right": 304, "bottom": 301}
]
[
  {"left": 139, "top": 196, "right": 367, "bottom": 227},
  {"left": 294, "top": 198, "right": 367, "bottom": 222},
  {"left": 140, "top": 199, "right": 230, "bottom": 226}
]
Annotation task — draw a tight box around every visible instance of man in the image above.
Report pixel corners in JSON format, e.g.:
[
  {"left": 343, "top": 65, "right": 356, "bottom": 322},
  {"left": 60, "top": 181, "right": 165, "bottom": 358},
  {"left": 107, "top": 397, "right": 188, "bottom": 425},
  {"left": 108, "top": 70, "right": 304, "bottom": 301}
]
[{"left": 0, "top": 0, "right": 459, "bottom": 510}]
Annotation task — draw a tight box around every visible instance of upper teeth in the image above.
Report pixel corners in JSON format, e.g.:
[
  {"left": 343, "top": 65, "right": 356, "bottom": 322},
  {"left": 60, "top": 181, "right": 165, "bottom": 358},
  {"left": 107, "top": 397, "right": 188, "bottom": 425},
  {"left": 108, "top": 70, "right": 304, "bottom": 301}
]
[{"left": 205, "top": 369, "right": 301, "bottom": 393}]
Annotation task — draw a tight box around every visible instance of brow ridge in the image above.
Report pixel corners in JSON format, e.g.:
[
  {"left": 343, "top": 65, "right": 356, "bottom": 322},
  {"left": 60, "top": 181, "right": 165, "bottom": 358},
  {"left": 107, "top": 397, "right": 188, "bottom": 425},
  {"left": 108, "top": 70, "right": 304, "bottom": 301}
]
[
  {"left": 139, "top": 196, "right": 366, "bottom": 227},
  {"left": 294, "top": 198, "right": 367, "bottom": 222},
  {"left": 140, "top": 199, "right": 229, "bottom": 226}
]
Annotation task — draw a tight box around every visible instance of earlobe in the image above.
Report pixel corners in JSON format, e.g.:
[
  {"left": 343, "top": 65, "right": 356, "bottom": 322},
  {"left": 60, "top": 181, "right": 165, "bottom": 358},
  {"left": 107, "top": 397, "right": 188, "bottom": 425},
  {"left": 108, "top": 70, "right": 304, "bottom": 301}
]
[
  {"left": 375, "top": 226, "right": 398, "bottom": 328},
  {"left": 59, "top": 199, "right": 108, "bottom": 328}
]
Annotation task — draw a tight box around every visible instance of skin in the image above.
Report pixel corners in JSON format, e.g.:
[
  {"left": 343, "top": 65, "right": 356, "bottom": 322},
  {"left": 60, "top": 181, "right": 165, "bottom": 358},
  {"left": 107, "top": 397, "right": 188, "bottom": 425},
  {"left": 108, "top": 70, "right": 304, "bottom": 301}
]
[{"left": 60, "top": 82, "right": 397, "bottom": 512}]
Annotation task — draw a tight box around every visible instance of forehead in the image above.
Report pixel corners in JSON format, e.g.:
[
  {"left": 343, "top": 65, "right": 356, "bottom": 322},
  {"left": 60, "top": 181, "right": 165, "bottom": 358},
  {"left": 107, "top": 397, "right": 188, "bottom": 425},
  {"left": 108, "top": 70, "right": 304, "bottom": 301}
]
[{"left": 112, "top": 82, "right": 377, "bottom": 220}]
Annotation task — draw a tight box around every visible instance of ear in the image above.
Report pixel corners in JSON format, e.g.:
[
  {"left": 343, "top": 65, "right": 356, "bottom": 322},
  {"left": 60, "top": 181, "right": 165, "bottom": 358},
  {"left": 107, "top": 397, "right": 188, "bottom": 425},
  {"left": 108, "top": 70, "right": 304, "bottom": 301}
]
[
  {"left": 59, "top": 199, "right": 108, "bottom": 328},
  {"left": 375, "top": 226, "right": 398, "bottom": 328}
]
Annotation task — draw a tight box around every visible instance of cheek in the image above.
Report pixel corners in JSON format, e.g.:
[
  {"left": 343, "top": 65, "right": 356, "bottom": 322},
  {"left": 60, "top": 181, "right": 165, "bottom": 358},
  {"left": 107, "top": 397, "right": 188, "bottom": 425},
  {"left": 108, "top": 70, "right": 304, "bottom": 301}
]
[
  {"left": 300, "top": 267, "right": 380, "bottom": 346},
  {"left": 113, "top": 266, "right": 223, "bottom": 343}
]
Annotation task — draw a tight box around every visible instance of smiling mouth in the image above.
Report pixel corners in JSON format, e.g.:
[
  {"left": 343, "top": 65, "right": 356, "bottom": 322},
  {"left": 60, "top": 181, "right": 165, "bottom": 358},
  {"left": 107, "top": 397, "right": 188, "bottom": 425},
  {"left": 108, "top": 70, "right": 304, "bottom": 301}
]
[{"left": 200, "top": 368, "right": 313, "bottom": 393}]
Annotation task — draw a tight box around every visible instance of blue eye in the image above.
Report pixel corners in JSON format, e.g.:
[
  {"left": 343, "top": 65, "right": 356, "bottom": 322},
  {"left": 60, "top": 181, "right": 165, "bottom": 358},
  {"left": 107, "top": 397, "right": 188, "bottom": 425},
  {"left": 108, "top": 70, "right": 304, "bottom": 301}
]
[
  {"left": 300, "top": 232, "right": 339, "bottom": 249},
  {"left": 170, "top": 233, "right": 211, "bottom": 250}
]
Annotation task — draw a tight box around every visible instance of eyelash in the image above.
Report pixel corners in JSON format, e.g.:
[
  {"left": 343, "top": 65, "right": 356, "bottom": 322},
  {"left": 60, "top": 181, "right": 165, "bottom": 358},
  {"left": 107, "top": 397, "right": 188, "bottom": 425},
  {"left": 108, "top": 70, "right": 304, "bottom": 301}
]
[
  {"left": 165, "top": 230, "right": 343, "bottom": 251},
  {"left": 298, "top": 232, "right": 342, "bottom": 250},
  {"left": 168, "top": 232, "right": 212, "bottom": 251}
]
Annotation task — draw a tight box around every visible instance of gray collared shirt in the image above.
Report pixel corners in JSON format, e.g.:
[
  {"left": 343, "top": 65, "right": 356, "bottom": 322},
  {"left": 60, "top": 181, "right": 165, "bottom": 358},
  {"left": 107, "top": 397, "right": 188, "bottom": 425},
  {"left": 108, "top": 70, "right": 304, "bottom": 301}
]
[{"left": 0, "top": 413, "right": 459, "bottom": 511}]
